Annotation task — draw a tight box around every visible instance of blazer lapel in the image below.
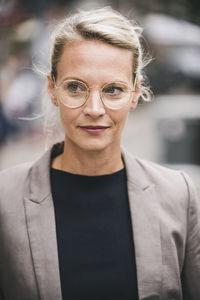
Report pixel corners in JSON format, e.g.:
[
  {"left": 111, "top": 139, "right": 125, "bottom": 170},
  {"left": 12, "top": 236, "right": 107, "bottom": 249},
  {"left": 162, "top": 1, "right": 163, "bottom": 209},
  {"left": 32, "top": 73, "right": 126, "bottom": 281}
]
[
  {"left": 24, "top": 149, "right": 62, "bottom": 300},
  {"left": 122, "top": 148, "right": 162, "bottom": 300},
  {"left": 23, "top": 144, "right": 161, "bottom": 300}
]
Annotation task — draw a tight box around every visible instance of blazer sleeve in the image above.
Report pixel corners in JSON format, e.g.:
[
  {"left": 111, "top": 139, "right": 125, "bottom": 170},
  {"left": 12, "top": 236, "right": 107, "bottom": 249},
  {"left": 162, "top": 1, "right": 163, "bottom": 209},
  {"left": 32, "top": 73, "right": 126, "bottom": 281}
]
[{"left": 180, "top": 172, "right": 200, "bottom": 300}]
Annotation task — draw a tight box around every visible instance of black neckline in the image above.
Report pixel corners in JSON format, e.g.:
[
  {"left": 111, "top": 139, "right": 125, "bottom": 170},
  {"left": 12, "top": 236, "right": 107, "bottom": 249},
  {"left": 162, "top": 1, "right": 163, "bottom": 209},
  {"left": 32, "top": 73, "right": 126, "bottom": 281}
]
[{"left": 51, "top": 167, "right": 126, "bottom": 179}]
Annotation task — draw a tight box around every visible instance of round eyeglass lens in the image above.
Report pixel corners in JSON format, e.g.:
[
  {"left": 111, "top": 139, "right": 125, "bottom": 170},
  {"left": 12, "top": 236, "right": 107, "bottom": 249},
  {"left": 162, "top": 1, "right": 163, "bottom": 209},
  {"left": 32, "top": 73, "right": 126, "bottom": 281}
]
[
  {"left": 57, "top": 80, "right": 88, "bottom": 108},
  {"left": 101, "top": 82, "right": 132, "bottom": 109}
]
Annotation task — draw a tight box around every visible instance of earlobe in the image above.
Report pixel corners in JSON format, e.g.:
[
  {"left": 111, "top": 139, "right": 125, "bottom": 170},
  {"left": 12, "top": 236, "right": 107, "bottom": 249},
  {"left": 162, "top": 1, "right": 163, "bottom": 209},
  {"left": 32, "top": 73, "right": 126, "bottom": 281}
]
[
  {"left": 130, "top": 74, "right": 143, "bottom": 110},
  {"left": 47, "top": 72, "right": 58, "bottom": 106},
  {"left": 130, "top": 92, "right": 140, "bottom": 110},
  {"left": 130, "top": 98, "right": 138, "bottom": 110}
]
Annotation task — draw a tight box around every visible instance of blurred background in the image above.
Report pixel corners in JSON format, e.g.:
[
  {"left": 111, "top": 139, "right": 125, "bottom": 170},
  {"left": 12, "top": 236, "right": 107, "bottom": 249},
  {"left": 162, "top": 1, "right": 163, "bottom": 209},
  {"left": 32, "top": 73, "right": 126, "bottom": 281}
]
[{"left": 0, "top": 0, "right": 200, "bottom": 194}]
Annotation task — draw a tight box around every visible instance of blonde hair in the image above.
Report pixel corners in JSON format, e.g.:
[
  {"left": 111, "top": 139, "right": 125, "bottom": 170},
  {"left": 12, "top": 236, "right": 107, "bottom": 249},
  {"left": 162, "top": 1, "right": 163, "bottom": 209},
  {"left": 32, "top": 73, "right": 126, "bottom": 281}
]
[{"left": 43, "top": 6, "right": 152, "bottom": 146}]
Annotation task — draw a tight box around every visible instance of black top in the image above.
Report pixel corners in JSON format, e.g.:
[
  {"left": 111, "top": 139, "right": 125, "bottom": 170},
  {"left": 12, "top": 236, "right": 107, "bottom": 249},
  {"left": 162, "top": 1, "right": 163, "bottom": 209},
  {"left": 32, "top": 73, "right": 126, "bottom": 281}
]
[{"left": 50, "top": 167, "right": 139, "bottom": 300}]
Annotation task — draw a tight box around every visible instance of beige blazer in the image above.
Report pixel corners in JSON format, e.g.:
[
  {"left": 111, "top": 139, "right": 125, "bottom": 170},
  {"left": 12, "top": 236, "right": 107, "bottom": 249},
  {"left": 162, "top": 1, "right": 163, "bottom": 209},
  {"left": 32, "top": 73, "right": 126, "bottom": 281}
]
[{"left": 0, "top": 143, "right": 200, "bottom": 300}]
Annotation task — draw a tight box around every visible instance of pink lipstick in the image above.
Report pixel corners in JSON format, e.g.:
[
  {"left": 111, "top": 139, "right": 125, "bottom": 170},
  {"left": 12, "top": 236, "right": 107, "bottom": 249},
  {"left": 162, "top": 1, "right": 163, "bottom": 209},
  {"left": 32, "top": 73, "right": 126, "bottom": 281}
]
[{"left": 79, "top": 125, "right": 109, "bottom": 135}]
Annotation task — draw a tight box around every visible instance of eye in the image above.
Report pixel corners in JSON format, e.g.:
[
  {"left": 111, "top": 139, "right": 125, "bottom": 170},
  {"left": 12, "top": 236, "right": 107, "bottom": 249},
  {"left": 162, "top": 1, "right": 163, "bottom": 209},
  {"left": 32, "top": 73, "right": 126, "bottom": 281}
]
[
  {"left": 67, "top": 83, "right": 79, "bottom": 92},
  {"left": 103, "top": 84, "right": 125, "bottom": 97},
  {"left": 62, "top": 81, "right": 86, "bottom": 94}
]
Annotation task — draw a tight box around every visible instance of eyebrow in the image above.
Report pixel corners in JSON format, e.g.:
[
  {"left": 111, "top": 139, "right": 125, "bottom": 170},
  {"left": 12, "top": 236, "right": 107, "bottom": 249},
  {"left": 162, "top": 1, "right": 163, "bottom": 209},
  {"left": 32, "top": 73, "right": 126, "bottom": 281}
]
[
  {"left": 60, "top": 76, "right": 86, "bottom": 83},
  {"left": 60, "top": 76, "right": 130, "bottom": 86}
]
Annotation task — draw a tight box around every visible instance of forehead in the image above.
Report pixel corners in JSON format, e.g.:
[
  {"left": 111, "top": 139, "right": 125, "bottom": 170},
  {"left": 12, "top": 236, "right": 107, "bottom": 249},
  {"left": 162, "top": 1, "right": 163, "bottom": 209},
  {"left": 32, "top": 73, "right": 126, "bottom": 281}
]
[{"left": 56, "top": 40, "right": 133, "bottom": 83}]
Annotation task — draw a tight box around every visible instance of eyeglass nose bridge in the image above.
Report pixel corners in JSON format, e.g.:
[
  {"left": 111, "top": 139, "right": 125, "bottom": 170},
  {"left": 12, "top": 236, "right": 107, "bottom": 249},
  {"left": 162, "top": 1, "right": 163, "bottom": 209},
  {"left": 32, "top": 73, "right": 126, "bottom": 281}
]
[{"left": 84, "top": 86, "right": 106, "bottom": 109}]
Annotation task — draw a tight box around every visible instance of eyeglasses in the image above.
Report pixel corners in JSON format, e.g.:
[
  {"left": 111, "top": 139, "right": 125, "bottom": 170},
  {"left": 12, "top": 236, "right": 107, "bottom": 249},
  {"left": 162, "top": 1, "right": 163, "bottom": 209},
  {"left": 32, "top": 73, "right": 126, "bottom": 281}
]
[{"left": 54, "top": 78, "right": 137, "bottom": 110}]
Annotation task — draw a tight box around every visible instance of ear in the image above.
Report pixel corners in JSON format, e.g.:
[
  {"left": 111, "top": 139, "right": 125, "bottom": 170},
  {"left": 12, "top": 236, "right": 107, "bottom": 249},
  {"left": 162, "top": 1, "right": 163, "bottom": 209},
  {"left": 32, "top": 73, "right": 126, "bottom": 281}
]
[
  {"left": 130, "top": 75, "right": 143, "bottom": 110},
  {"left": 47, "top": 72, "right": 58, "bottom": 107}
]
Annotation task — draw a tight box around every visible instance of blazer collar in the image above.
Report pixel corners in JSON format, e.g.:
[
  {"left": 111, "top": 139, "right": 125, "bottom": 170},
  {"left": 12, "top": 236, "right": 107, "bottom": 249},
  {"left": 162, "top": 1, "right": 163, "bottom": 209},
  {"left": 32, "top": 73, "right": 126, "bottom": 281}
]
[
  {"left": 24, "top": 143, "right": 64, "bottom": 300},
  {"left": 28, "top": 142, "right": 64, "bottom": 203},
  {"left": 29, "top": 143, "right": 151, "bottom": 203},
  {"left": 121, "top": 146, "right": 151, "bottom": 190},
  {"left": 24, "top": 143, "right": 162, "bottom": 300},
  {"left": 122, "top": 147, "right": 162, "bottom": 299}
]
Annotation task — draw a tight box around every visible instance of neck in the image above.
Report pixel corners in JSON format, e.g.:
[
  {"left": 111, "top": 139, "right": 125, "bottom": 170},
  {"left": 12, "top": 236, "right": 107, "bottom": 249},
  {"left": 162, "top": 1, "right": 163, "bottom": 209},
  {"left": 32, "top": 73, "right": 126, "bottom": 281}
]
[{"left": 52, "top": 141, "right": 124, "bottom": 176}]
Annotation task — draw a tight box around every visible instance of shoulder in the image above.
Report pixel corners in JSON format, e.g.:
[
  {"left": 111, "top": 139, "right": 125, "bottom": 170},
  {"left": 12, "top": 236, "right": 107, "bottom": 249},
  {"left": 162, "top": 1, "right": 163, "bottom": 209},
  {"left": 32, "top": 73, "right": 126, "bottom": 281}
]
[
  {"left": 135, "top": 156, "right": 188, "bottom": 188},
  {"left": 0, "top": 143, "right": 63, "bottom": 207},
  {"left": 0, "top": 162, "right": 33, "bottom": 205},
  {"left": 0, "top": 147, "right": 50, "bottom": 203},
  {"left": 136, "top": 157, "right": 196, "bottom": 196},
  {"left": 0, "top": 143, "right": 55, "bottom": 185},
  {"left": 122, "top": 147, "right": 197, "bottom": 208},
  {"left": 0, "top": 162, "right": 33, "bottom": 218},
  {"left": 0, "top": 162, "right": 33, "bottom": 187},
  {"left": 135, "top": 157, "right": 198, "bottom": 204},
  {"left": 0, "top": 148, "right": 54, "bottom": 229},
  {"left": 122, "top": 147, "right": 187, "bottom": 188}
]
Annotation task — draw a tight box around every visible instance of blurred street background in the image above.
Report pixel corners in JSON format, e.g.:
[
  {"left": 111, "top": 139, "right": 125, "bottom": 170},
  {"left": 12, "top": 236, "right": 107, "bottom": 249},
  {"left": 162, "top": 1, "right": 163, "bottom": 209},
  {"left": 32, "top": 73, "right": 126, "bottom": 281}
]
[{"left": 0, "top": 0, "right": 200, "bottom": 194}]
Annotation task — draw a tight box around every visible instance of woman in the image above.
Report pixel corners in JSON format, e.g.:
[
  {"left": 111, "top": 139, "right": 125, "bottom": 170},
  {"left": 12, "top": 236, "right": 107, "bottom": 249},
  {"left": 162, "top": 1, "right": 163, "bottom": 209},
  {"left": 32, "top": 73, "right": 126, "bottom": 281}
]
[{"left": 0, "top": 7, "right": 200, "bottom": 300}]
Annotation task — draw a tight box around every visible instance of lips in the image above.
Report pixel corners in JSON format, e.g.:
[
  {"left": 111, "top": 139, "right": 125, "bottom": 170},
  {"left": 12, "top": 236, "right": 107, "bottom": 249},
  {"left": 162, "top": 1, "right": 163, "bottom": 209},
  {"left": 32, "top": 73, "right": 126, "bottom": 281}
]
[
  {"left": 80, "top": 125, "right": 109, "bottom": 129},
  {"left": 79, "top": 125, "right": 110, "bottom": 134}
]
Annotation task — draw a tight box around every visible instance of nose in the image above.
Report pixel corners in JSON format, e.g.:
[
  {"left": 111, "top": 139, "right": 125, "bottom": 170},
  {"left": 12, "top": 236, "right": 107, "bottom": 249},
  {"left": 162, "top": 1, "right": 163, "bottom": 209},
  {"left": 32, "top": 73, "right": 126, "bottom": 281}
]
[{"left": 83, "top": 90, "right": 105, "bottom": 118}]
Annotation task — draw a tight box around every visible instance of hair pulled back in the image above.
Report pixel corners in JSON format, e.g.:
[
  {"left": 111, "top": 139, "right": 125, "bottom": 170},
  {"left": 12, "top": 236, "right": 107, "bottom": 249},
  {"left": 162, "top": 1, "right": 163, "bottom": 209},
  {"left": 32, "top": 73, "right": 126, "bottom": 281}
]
[
  {"left": 43, "top": 7, "right": 152, "bottom": 146},
  {"left": 50, "top": 6, "right": 151, "bottom": 101}
]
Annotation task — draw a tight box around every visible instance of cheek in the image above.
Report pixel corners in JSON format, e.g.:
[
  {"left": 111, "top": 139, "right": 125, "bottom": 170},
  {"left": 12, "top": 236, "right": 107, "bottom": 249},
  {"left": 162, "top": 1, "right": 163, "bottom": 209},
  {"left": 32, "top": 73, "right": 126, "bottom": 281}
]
[
  {"left": 58, "top": 106, "right": 80, "bottom": 131},
  {"left": 111, "top": 109, "right": 130, "bottom": 132},
  {"left": 58, "top": 108, "right": 71, "bottom": 131}
]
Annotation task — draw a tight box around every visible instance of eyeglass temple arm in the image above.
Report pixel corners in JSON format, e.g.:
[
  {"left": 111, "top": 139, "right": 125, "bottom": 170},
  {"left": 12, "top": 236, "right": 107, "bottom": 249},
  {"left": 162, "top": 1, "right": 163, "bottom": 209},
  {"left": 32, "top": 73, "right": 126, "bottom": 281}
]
[{"left": 132, "top": 74, "right": 138, "bottom": 91}]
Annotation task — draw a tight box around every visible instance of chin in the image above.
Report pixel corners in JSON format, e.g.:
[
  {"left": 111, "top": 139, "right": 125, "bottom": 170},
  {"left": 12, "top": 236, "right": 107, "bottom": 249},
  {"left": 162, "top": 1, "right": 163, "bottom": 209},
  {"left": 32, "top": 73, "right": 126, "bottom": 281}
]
[
  {"left": 66, "top": 134, "right": 119, "bottom": 153},
  {"left": 70, "top": 137, "right": 113, "bottom": 153},
  {"left": 78, "top": 142, "right": 109, "bottom": 152}
]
